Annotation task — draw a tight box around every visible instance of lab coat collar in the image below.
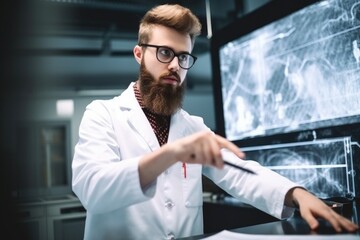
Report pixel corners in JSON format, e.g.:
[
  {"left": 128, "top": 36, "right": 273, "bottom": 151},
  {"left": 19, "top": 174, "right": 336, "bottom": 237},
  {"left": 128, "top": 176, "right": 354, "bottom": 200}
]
[
  {"left": 117, "top": 82, "right": 189, "bottom": 151},
  {"left": 118, "top": 82, "right": 160, "bottom": 151}
]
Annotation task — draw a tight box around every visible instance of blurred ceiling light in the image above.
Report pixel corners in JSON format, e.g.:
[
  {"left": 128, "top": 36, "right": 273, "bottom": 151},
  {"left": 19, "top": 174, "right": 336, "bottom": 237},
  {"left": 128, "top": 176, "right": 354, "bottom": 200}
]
[{"left": 56, "top": 99, "right": 74, "bottom": 116}]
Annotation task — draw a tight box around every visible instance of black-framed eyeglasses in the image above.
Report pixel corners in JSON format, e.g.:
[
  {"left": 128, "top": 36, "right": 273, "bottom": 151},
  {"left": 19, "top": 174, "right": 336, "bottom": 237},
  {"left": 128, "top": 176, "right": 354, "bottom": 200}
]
[{"left": 139, "top": 43, "right": 197, "bottom": 70}]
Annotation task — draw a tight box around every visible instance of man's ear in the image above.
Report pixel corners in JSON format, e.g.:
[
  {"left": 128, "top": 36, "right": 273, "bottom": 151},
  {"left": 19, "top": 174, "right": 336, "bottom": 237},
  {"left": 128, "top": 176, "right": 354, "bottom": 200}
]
[{"left": 133, "top": 45, "right": 142, "bottom": 64}]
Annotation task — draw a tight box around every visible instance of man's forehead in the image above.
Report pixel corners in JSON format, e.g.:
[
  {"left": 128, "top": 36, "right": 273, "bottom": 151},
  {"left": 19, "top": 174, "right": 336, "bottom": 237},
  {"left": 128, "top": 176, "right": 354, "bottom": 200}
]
[{"left": 148, "top": 25, "right": 192, "bottom": 51}]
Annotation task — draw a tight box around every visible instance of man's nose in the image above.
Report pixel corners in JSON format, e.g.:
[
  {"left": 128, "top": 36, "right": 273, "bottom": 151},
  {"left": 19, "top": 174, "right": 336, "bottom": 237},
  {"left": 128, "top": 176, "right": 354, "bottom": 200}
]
[{"left": 168, "top": 56, "right": 180, "bottom": 72}]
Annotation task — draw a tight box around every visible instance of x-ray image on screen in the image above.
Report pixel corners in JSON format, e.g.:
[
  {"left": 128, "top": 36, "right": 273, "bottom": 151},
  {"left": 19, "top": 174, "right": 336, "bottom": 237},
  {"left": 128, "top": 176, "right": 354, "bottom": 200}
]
[
  {"left": 242, "top": 137, "right": 356, "bottom": 199},
  {"left": 219, "top": 0, "right": 360, "bottom": 141}
]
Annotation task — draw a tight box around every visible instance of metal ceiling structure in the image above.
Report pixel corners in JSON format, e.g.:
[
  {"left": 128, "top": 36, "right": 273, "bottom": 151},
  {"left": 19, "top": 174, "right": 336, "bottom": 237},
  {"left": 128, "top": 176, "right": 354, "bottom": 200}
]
[
  {"left": 12, "top": 0, "right": 270, "bottom": 91},
  {"left": 22, "top": 0, "right": 244, "bottom": 55}
]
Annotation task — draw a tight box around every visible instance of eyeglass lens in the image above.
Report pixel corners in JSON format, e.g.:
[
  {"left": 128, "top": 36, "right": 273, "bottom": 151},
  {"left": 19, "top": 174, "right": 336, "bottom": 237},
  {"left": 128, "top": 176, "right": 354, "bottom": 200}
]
[{"left": 156, "top": 46, "right": 195, "bottom": 69}]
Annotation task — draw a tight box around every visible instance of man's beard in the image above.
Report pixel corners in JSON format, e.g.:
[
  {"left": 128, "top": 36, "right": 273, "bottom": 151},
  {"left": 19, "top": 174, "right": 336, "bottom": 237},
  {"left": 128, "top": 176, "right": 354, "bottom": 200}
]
[{"left": 138, "top": 61, "right": 185, "bottom": 116}]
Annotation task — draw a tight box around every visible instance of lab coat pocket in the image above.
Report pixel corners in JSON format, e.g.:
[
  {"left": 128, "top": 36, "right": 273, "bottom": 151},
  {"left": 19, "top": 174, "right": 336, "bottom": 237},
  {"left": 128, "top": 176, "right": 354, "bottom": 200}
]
[{"left": 182, "top": 164, "right": 203, "bottom": 208}]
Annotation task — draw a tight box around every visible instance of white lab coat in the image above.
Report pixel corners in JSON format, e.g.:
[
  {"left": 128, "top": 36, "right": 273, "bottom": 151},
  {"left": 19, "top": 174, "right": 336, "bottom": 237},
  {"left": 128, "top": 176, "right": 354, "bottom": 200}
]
[{"left": 72, "top": 82, "right": 299, "bottom": 240}]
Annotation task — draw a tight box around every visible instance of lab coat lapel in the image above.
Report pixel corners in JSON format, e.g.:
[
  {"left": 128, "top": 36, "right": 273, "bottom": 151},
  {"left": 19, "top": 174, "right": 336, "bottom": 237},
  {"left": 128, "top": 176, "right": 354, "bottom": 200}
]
[
  {"left": 118, "top": 83, "right": 160, "bottom": 151},
  {"left": 128, "top": 108, "right": 160, "bottom": 151},
  {"left": 168, "top": 110, "right": 188, "bottom": 143}
]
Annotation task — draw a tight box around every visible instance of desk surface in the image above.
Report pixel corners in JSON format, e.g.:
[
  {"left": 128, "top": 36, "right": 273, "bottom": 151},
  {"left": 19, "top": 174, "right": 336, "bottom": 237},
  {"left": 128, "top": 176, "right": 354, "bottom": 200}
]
[{"left": 179, "top": 201, "right": 360, "bottom": 240}]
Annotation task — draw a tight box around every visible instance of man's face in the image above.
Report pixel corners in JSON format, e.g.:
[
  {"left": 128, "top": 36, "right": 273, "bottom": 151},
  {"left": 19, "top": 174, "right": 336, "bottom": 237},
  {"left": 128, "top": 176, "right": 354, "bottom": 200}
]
[
  {"left": 136, "top": 25, "right": 193, "bottom": 115},
  {"left": 139, "top": 59, "right": 185, "bottom": 116}
]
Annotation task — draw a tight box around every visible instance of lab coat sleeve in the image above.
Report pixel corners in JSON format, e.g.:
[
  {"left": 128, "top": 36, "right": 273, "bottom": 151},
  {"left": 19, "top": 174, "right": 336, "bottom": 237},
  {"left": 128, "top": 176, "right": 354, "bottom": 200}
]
[
  {"left": 184, "top": 113, "right": 297, "bottom": 219},
  {"left": 72, "top": 100, "right": 155, "bottom": 214},
  {"left": 203, "top": 150, "right": 299, "bottom": 220}
]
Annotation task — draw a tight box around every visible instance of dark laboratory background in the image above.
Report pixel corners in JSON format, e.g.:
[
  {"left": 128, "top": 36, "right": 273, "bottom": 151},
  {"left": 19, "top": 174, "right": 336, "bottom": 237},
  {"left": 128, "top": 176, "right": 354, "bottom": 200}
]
[{"left": 1, "top": 0, "right": 359, "bottom": 239}]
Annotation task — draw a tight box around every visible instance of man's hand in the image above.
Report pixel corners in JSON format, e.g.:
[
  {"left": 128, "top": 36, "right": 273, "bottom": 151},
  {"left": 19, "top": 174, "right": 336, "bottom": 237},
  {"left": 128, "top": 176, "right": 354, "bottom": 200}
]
[
  {"left": 139, "top": 131, "right": 245, "bottom": 188},
  {"left": 171, "top": 131, "right": 245, "bottom": 168},
  {"left": 286, "top": 187, "right": 359, "bottom": 232}
]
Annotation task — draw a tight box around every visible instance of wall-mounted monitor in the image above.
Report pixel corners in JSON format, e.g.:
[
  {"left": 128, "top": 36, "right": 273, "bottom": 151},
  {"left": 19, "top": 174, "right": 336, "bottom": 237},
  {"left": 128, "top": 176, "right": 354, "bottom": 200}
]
[
  {"left": 210, "top": 0, "right": 360, "bottom": 197},
  {"left": 211, "top": 0, "right": 360, "bottom": 142}
]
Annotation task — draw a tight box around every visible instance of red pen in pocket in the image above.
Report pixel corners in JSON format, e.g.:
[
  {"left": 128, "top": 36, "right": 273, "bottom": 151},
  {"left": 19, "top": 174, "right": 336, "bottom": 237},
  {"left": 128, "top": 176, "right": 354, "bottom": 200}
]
[{"left": 182, "top": 162, "right": 187, "bottom": 178}]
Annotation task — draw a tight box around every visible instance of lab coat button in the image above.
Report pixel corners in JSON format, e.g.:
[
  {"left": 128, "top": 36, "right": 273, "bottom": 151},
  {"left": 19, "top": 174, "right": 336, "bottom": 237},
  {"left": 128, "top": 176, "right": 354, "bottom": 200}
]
[
  {"left": 166, "top": 233, "right": 175, "bottom": 240},
  {"left": 165, "top": 200, "right": 174, "bottom": 209}
]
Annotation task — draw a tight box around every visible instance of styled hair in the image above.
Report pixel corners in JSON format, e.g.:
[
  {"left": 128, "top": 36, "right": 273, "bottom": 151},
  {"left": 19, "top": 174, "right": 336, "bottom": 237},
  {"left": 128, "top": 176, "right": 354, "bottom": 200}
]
[{"left": 138, "top": 4, "right": 202, "bottom": 47}]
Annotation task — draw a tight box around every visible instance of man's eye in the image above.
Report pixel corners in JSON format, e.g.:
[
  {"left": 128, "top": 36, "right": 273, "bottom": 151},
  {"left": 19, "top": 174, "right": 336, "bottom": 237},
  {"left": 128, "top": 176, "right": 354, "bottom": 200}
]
[
  {"left": 159, "top": 48, "right": 172, "bottom": 57},
  {"left": 178, "top": 54, "right": 189, "bottom": 62}
]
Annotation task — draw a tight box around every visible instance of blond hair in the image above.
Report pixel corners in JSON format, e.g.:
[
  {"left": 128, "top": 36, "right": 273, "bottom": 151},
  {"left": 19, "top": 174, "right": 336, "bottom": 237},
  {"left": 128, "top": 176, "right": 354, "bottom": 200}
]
[{"left": 138, "top": 4, "right": 202, "bottom": 47}]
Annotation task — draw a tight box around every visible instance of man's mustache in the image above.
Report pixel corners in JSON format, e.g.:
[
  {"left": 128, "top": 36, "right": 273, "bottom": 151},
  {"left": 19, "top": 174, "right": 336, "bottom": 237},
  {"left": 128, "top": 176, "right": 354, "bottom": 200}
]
[{"left": 160, "top": 72, "right": 180, "bottom": 83}]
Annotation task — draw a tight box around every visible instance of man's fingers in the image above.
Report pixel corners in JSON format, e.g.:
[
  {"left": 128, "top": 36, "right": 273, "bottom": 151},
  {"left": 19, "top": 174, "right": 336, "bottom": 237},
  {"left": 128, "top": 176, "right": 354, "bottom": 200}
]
[
  {"left": 327, "top": 212, "right": 343, "bottom": 232},
  {"left": 329, "top": 211, "right": 359, "bottom": 232},
  {"left": 180, "top": 132, "right": 245, "bottom": 168},
  {"left": 215, "top": 134, "right": 245, "bottom": 159},
  {"left": 302, "top": 206, "right": 359, "bottom": 232},
  {"left": 208, "top": 138, "right": 223, "bottom": 168},
  {"left": 301, "top": 209, "right": 320, "bottom": 230}
]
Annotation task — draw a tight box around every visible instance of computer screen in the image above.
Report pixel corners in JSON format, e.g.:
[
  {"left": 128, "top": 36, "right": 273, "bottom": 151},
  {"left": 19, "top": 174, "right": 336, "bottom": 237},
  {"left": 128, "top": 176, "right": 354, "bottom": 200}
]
[
  {"left": 210, "top": 0, "right": 360, "bottom": 198},
  {"left": 243, "top": 137, "right": 355, "bottom": 199},
  {"left": 211, "top": 0, "right": 360, "bottom": 141}
]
